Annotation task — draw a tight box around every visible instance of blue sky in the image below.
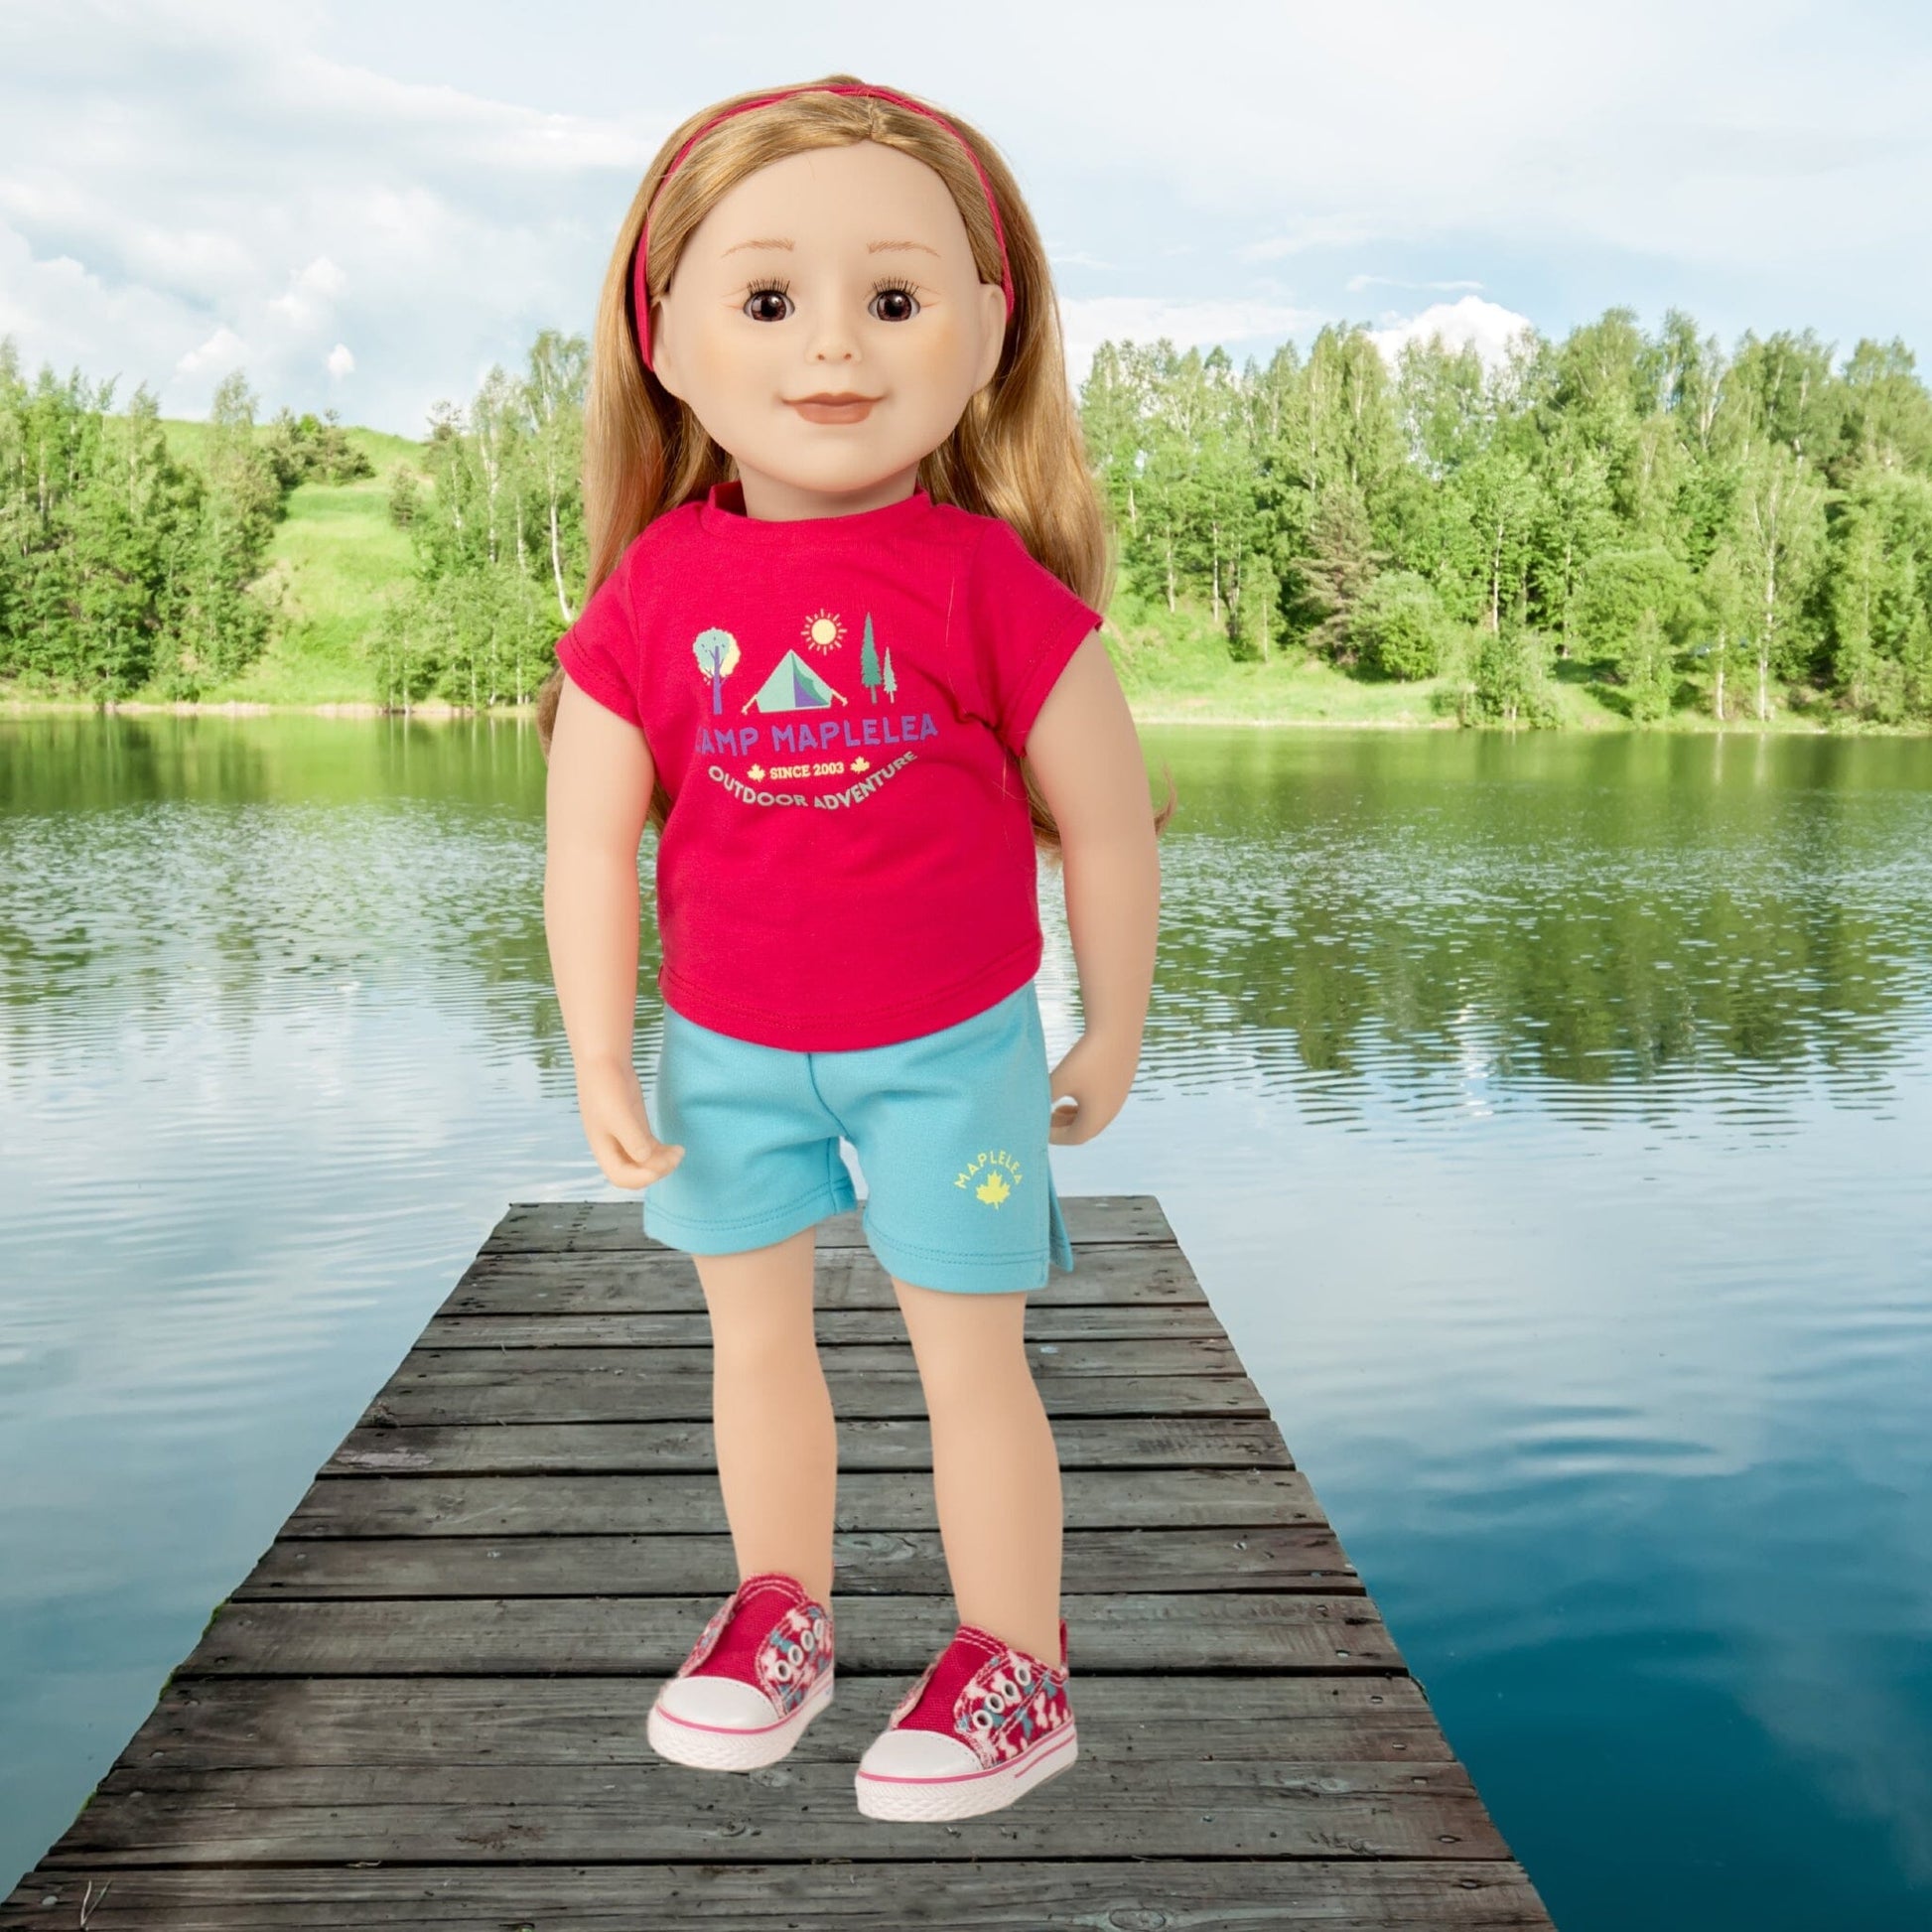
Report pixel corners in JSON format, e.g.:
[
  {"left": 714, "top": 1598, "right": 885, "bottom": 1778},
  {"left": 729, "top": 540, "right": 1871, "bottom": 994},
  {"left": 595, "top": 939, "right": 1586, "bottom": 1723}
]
[{"left": 2, "top": 0, "right": 1928, "bottom": 438}]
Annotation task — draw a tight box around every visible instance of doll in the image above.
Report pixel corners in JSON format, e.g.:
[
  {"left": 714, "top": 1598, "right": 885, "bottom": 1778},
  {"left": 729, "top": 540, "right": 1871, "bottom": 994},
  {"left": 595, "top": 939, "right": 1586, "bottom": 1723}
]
[{"left": 538, "top": 74, "right": 1173, "bottom": 1824}]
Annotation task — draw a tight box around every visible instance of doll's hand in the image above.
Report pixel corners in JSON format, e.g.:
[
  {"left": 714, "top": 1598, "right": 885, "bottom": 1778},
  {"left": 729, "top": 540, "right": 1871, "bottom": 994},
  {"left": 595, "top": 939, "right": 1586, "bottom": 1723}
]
[
  {"left": 1047, "top": 1030, "right": 1139, "bottom": 1147},
  {"left": 576, "top": 1058, "right": 685, "bottom": 1189}
]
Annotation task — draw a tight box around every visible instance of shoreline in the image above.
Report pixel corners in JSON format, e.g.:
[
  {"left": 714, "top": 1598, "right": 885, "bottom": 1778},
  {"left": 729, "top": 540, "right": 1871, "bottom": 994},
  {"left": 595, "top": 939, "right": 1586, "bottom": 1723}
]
[{"left": 0, "top": 695, "right": 1917, "bottom": 736}]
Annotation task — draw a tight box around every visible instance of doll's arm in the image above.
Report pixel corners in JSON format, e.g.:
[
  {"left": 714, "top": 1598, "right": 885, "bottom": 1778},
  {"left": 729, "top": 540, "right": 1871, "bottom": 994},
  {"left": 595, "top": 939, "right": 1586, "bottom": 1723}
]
[
  {"left": 544, "top": 676, "right": 684, "bottom": 1186},
  {"left": 1023, "top": 630, "right": 1161, "bottom": 1144}
]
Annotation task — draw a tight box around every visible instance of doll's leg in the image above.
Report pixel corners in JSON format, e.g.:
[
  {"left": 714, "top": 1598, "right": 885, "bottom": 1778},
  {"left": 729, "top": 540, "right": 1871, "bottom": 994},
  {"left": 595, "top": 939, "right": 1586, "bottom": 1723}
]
[
  {"left": 889, "top": 1276, "right": 1062, "bottom": 1666},
  {"left": 690, "top": 1223, "right": 837, "bottom": 1604}
]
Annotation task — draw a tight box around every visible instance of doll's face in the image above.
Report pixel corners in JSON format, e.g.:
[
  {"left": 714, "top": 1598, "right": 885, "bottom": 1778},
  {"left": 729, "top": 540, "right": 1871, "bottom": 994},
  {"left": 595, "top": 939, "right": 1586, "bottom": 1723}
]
[{"left": 648, "top": 139, "right": 1009, "bottom": 513}]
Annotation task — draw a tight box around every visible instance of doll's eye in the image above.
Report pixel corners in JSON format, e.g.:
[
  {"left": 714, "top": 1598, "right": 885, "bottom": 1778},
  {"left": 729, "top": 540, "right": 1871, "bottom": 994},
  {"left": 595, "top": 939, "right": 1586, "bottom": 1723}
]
[
  {"left": 744, "top": 277, "right": 792, "bottom": 323},
  {"left": 870, "top": 277, "right": 921, "bottom": 323}
]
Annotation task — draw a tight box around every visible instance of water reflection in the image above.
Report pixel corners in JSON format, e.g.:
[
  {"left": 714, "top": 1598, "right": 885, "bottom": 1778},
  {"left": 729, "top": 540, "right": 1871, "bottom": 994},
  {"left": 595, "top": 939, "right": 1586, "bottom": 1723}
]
[
  {"left": 7, "top": 719, "right": 1929, "bottom": 1128},
  {"left": 1153, "top": 732, "right": 1930, "bottom": 1125}
]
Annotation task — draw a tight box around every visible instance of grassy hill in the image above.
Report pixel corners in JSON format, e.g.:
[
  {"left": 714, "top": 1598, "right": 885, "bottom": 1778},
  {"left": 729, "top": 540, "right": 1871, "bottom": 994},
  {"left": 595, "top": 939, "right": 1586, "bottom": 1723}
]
[
  {"left": 159, "top": 421, "right": 425, "bottom": 708},
  {"left": 1103, "top": 587, "right": 1629, "bottom": 731}
]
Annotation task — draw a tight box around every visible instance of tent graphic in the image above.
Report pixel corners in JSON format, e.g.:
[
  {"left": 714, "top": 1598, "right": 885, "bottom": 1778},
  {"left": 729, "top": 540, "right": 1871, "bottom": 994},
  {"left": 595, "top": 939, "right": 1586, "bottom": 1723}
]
[{"left": 741, "top": 649, "right": 850, "bottom": 714}]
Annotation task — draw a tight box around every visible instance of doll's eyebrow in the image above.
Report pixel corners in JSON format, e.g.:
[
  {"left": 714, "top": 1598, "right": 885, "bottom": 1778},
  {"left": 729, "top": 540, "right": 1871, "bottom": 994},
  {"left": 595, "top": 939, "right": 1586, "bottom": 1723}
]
[{"left": 718, "top": 237, "right": 940, "bottom": 258}]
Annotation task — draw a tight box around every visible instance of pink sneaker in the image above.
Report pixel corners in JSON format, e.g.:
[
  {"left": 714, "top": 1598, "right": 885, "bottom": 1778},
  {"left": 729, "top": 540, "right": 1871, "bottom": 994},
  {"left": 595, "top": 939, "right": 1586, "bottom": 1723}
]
[
  {"left": 854, "top": 1617, "right": 1077, "bottom": 1822},
  {"left": 646, "top": 1572, "right": 835, "bottom": 1772}
]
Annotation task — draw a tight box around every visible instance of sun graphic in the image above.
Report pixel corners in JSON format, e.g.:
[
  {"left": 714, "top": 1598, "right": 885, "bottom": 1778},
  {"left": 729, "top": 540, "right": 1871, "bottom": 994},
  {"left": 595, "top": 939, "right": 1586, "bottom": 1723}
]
[{"left": 800, "top": 609, "right": 845, "bottom": 654}]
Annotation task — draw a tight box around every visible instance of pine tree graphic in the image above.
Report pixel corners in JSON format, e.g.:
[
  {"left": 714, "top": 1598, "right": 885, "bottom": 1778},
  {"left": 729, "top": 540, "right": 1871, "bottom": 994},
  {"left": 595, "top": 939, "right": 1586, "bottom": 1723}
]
[
  {"left": 860, "top": 614, "right": 884, "bottom": 702},
  {"left": 884, "top": 645, "right": 898, "bottom": 700}
]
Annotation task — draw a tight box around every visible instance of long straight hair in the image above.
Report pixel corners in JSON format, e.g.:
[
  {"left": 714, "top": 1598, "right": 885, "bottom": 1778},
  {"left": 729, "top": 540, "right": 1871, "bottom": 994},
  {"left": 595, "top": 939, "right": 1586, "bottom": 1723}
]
[{"left": 535, "top": 72, "right": 1174, "bottom": 854}]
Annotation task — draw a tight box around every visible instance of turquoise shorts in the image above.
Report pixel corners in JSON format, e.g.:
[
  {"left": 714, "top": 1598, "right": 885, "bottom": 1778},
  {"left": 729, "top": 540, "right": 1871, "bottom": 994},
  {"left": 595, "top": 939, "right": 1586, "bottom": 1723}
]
[{"left": 641, "top": 979, "right": 1076, "bottom": 1295}]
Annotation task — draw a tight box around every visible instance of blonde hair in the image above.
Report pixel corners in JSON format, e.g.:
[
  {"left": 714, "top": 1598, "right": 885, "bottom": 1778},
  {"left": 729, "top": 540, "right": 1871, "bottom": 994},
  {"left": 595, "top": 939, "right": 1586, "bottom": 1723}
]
[{"left": 535, "top": 72, "right": 1175, "bottom": 854}]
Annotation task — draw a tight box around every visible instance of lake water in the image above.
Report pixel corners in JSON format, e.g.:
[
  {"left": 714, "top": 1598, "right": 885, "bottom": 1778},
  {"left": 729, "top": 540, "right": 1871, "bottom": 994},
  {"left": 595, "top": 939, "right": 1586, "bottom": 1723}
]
[{"left": 2, "top": 716, "right": 1929, "bottom": 1927}]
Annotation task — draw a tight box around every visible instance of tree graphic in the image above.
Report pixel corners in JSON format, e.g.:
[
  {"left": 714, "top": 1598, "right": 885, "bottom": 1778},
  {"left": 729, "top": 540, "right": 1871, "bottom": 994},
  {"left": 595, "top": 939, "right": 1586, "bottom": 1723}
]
[
  {"left": 693, "top": 626, "right": 740, "bottom": 714},
  {"left": 860, "top": 613, "right": 884, "bottom": 702},
  {"left": 883, "top": 645, "right": 898, "bottom": 700}
]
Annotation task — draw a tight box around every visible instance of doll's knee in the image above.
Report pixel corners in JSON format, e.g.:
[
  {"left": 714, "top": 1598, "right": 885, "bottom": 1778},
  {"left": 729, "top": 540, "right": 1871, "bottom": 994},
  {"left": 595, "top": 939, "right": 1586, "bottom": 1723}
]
[
  {"left": 892, "top": 1278, "right": 1032, "bottom": 1391},
  {"left": 693, "top": 1227, "right": 819, "bottom": 1356}
]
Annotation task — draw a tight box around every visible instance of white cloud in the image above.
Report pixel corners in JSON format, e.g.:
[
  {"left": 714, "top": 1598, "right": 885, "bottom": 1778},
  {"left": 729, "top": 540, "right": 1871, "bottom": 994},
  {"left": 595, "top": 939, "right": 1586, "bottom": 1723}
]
[
  {"left": 174, "top": 325, "right": 248, "bottom": 380},
  {"left": 326, "top": 343, "right": 354, "bottom": 378},
  {"left": 268, "top": 256, "right": 346, "bottom": 329},
  {"left": 1367, "top": 295, "right": 1538, "bottom": 373}
]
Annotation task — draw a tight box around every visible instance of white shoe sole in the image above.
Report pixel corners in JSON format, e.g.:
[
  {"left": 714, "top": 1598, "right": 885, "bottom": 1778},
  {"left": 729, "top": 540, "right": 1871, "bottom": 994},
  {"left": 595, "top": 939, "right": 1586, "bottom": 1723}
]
[
  {"left": 855, "top": 1723, "right": 1078, "bottom": 1821},
  {"left": 646, "top": 1670, "right": 835, "bottom": 1772}
]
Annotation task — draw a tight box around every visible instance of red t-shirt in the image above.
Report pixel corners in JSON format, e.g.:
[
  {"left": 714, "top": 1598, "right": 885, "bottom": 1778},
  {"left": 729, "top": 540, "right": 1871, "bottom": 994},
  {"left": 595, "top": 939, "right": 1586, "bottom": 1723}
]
[{"left": 555, "top": 478, "right": 1106, "bottom": 1050}]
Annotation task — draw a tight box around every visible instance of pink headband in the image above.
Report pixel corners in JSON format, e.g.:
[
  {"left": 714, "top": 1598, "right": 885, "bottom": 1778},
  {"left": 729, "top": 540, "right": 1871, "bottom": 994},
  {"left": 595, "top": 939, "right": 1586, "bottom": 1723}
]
[{"left": 630, "top": 81, "right": 1016, "bottom": 373}]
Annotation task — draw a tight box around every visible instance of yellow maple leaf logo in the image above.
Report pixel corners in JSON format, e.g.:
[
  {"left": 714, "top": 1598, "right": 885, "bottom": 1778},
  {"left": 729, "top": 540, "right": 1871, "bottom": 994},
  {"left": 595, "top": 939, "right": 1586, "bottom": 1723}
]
[
  {"left": 976, "top": 1172, "right": 1012, "bottom": 1207},
  {"left": 851, "top": 756, "right": 870, "bottom": 771},
  {"left": 747, "top": 764, "right": 765, "bottom": 780}
]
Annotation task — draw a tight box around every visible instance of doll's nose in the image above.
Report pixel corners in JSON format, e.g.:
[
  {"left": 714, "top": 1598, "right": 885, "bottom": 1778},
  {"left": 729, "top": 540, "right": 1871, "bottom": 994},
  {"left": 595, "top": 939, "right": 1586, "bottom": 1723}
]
[{"left": 805, "top": 321, "right": 861, "bottom": 362}]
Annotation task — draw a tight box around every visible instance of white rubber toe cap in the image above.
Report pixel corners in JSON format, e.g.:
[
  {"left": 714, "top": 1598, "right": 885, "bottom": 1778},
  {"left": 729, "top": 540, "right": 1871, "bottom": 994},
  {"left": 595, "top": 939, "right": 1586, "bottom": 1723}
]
[
  {"left": 858, "top": 1726, "right": 982, "bottom": 1778},
  {"left": 653, "top": 1675, "right": 776, "bottom": 1729}
]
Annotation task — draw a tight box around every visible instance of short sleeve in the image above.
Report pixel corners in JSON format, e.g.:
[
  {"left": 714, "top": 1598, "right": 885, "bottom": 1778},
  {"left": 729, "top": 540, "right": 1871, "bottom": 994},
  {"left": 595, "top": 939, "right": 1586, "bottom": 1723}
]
[
  {"left": 966, "top": 519, "right": 1106, "bottom": 760},
  {"left": 554, "top": 551, "right": 641, "bottom": 728}
]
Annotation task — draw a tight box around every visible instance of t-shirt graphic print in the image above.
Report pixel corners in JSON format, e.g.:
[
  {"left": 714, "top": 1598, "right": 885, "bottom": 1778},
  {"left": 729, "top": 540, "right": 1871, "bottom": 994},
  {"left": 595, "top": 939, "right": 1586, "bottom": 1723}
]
[
  {"left": 696, "top": 611, "right": 933, "bottom": 815},
  {"left": 556, "top": 478, "right": 1105, "bottom": 1051}
]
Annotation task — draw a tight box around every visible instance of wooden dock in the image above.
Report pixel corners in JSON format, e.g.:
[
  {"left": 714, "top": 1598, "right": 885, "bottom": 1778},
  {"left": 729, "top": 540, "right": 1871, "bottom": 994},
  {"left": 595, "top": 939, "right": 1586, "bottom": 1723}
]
[{"left": 4, "top": 1195, "right": 1557, "bottom": 1929}]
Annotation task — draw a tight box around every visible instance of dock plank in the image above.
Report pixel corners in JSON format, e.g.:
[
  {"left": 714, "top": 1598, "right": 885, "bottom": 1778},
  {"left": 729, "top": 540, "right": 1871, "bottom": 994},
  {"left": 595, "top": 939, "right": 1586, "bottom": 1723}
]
[
  {"left": 81, "top": 1673, "right": 1453, "bottom": 1768},
  {"left": 236, "top": 1526, "right": 1359, "bottom": 1597},
  {"left": 363, "top": 1365, "right": 1275, "bottom": 1425},
  {"left": 175, "top": 1590, "right": 1401, "bottom": 1676},
  {"left": 478, "top": 1195, "right": 1178, "bottom": 1253},
  {"left": 420, "top": 1303, "right": 1229, "bottom": 1344},
  {"left": 281, "top": 1466, "right": 1326, "bottom": 1537},
  {"left": 441, "top": 1243, "right": 1215, "bottom": 1316},
  {"left": 321, "top": 1413, "right": 1299, "bottom": 1473},
  {"left": 55, "top": 1758, "right": 1505, "bottom": 1864},
  {"left": 6, "top": 1862, "right": 1553, "bottom": 1930}
]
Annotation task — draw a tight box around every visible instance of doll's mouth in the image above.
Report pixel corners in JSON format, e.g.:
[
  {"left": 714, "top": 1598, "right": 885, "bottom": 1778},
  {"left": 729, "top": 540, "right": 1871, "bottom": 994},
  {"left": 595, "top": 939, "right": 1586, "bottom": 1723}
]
[{"left": 789, "top": 394, "right": 877, "bottom": 424}]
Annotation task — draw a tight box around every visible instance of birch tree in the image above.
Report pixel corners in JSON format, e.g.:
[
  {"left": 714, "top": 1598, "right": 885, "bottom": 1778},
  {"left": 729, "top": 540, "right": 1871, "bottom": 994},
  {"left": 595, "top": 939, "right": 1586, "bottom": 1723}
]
[
  {"left": 522, "top": 329, "right": 588, "bottom": 625},
  {"left": 1730, "top": 440, "right": 1828, "bottom": 720}
]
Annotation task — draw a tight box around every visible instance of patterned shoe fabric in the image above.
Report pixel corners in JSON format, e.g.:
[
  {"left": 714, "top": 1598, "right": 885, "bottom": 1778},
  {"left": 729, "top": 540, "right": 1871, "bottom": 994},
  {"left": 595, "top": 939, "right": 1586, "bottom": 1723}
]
[
  {"left": 855, "top": 1616, "right": 1077, "bottom": 1822},
  {"left": 648, "top": 1571, "right": 836, "bottom": 1773},
  {"left": 673, "top": 1571, "right": 834, "bottom": 1718}
]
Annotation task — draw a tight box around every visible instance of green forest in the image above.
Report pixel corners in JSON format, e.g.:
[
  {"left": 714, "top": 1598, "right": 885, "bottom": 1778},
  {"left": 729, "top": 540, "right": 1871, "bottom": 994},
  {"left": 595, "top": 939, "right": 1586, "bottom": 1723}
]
[{"left": 4, "top": 306, "right": 1932, "bottom": 727}]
